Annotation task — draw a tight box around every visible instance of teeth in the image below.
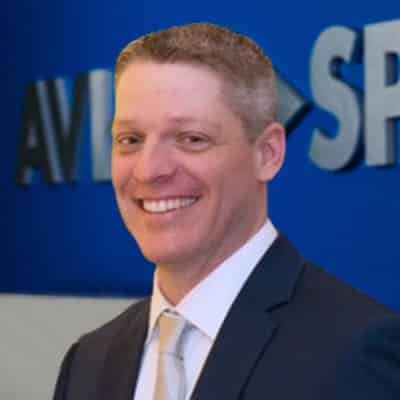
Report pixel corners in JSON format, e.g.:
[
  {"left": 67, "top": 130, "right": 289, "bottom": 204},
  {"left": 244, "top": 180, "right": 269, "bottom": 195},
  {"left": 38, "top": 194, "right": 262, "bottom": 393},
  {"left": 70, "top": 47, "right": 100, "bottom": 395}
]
[{"left": 142, "top": 198, "right": 197, "bottom": 213}]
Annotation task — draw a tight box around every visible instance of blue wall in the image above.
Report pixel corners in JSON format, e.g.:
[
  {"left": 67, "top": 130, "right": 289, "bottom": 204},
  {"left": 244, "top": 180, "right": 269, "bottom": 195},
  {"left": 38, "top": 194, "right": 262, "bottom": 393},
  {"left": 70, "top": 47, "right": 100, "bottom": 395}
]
[{"left": 3, "top": 0, "right": 400, "bottom": 310}]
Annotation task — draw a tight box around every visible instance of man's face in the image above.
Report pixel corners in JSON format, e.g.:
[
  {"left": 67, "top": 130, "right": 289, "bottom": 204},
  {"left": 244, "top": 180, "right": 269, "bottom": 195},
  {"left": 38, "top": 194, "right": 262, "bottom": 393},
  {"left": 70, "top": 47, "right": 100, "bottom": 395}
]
[{"left": 112, "top": 62, "right": 270, "bottom": 272}]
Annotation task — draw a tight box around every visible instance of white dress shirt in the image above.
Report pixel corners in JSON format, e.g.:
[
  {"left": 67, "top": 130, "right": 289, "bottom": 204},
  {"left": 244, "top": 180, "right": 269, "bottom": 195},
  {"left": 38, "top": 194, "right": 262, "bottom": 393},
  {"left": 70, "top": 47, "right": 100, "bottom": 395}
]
[{"left": 133, "top": 220, "right": 277, "bottom": 400}]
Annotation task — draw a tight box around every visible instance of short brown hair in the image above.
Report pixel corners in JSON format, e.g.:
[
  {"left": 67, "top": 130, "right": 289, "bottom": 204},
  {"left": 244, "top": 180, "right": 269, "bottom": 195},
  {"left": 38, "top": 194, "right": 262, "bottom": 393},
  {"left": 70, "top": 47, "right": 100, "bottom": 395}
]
[{"left": 115, "top": 22, "right": 277, "bottom": 139}]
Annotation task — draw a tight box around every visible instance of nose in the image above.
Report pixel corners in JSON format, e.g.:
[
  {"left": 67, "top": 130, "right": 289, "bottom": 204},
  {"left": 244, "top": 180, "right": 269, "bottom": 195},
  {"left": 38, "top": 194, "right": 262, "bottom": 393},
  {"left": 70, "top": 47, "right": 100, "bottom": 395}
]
[{"left": 132, "top": 139, "right": 177, "bottom": 184}]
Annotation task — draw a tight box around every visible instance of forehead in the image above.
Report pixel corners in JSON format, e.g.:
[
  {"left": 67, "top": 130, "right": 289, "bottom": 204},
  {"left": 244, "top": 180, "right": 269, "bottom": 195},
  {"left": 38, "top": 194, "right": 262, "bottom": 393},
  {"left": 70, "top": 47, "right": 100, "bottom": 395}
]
[
  {"left": 114, "top": 61, "right": 235, "bottom": 129},
  {"left": 116, "top": 62, "right": 223, "bottom": 101}
]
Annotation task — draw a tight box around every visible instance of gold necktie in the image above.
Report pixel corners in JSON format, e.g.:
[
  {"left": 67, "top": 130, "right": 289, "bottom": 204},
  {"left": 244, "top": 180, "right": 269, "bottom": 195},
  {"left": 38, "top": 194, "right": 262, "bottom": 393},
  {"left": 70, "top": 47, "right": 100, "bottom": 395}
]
[{"left": 154, "top": 312, "right": 188, "bottom": 400}]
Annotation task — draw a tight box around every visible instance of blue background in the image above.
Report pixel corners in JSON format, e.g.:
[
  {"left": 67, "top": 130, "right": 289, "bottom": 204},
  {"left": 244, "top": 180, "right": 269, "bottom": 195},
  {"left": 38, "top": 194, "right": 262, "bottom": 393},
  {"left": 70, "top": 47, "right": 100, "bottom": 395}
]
[{"left": 2, "top": 1, "right": 400, "bottom": 310}]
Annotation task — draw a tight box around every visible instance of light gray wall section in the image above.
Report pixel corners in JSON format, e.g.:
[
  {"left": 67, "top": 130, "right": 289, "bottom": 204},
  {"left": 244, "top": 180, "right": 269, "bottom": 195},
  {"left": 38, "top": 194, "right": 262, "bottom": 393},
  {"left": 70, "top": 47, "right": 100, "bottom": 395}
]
[{"left": 0, "top": 295, "right": 136, "bottom": 400}]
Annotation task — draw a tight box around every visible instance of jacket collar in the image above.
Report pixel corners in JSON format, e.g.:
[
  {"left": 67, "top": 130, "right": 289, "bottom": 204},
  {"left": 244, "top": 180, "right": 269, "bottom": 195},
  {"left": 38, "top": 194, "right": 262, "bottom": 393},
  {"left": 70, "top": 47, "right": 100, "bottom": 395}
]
[
  {"left": 191, "top": 234, "right": 305, "bottom": 400},
  {"left": 100, "top": 299, "right": 150, "bottom": 400}
]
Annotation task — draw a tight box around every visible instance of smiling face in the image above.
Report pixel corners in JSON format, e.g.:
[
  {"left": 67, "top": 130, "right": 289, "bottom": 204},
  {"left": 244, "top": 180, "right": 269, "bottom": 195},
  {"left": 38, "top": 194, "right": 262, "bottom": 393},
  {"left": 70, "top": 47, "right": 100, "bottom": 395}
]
[{"left": 112, "top": 62, "right": 281, "bottom": 277}]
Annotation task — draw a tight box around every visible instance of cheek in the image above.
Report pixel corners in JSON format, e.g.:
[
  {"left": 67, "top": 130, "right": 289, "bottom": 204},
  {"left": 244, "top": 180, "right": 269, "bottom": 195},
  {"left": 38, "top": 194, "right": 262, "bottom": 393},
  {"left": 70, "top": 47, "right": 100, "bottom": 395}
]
[
  {"left": 111, "top": 157, "right": 132, "bottom": 192},
  {"left": 217, "top": 158, "right": 258, "bottom": 201},
  {"left": 213, "top": 153, "right": 254, "bottom": 184}
]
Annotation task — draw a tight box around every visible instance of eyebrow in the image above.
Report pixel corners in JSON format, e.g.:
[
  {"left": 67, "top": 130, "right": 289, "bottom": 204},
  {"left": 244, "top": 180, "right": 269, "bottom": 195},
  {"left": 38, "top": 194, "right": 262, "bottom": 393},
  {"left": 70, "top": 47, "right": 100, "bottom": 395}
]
[
  {"left": 111, "top": 119, "right": 138, "bottom": 131},
  {"left": 167, "top": 116, "right": 220, "bottom": 129},
  {"left": 112, "top": 116, "right": 221, "bottom": 133}
]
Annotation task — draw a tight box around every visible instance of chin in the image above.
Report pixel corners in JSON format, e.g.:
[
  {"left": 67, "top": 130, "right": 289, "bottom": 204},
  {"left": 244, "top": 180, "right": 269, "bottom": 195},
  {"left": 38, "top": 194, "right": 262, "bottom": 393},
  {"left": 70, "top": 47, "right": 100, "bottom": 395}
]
[{"left": 138, "top": 243, "right": 194, "bottom": 267}]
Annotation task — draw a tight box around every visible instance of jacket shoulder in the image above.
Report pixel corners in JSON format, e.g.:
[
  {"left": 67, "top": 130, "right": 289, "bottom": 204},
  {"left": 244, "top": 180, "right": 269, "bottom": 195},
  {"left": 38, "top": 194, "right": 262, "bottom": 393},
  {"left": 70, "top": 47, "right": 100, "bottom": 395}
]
[
  {"left": 295, "top": 260, "right": 396, "bottom": 328},
  {"left": 53, "top": 298, "right": 149, "bottom": 400},
  {"left": 78, "top": 297, "right": 150, "bottom": 347}
]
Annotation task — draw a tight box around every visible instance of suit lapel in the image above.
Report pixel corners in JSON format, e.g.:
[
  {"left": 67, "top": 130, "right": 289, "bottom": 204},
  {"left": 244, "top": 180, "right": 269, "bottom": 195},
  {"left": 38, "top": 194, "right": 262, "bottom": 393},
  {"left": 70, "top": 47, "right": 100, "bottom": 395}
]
[
  {"left": 190, "top": 306, "right": 276, "bottom": 400},
  {"left": 191, "top": 235, "right": 305, "bottom": 400},
  {"left": 100, "top": 299, "right": 150, "bottom": 400}
]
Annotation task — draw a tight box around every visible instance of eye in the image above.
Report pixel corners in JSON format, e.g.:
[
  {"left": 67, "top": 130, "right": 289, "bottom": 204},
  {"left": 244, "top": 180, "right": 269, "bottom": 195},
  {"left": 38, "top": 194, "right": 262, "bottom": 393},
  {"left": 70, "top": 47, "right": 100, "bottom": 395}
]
[
  {"left": 113, "top": 133, "right": 143, "bottom": 152},
  {"left": 120, "top": 136, "right": 140, "bottom": 145},
  {"left": 177, "top": 132, "right": 211, "bottom": 151}
]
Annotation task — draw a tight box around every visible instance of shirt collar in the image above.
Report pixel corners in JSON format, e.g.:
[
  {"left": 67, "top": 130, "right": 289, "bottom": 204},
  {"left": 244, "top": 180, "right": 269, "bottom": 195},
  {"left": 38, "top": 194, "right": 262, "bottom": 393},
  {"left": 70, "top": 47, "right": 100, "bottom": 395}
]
[{"left": 146, "top": 220, "right": 277, "bottom": 344}]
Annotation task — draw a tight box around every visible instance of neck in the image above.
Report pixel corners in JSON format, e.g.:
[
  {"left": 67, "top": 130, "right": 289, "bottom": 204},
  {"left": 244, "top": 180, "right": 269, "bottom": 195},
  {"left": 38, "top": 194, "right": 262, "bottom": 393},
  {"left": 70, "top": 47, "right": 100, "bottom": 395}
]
[{"left": 156, "top": 267, "right": 208, "bottom": 306}]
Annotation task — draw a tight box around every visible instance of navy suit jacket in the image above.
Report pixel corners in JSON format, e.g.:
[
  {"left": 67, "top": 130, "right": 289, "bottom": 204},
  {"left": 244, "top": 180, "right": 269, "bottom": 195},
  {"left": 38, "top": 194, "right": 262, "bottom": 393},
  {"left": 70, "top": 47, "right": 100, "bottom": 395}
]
[
  {"left": 53, "top": 235, "right": 400, "bottom": 399},
  {"left": 335, "top": 317, "right": 400, "bottom": 399}
]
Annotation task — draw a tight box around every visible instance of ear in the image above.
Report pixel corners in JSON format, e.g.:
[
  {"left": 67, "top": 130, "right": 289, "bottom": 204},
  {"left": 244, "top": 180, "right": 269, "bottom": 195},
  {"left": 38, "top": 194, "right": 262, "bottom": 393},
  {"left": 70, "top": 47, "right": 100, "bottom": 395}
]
[{"left": 254, "top": 122, "right": 286, "bottom": 182}]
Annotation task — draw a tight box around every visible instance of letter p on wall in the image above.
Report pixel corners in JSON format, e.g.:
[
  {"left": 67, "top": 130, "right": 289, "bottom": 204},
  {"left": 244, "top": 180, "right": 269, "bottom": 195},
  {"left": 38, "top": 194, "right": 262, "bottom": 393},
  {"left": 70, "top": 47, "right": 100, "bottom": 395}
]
[{"left": 365, "top": 20, "right": 400, "bottom": 167}]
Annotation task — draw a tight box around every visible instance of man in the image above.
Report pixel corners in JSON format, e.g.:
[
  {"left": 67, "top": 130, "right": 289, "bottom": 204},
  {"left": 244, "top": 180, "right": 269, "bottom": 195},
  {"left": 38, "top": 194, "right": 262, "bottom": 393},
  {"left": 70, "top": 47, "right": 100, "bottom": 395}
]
[{"left": 53, "top": 23, "right": 399, "bottom": 399}]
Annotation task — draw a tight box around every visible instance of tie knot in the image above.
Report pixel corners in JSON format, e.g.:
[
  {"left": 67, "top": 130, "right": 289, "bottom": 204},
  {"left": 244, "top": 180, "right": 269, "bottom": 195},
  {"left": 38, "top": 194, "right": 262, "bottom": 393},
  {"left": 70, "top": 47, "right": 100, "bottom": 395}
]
[{"left": 158, "top": 311, "right": 188, "bottom": 358}]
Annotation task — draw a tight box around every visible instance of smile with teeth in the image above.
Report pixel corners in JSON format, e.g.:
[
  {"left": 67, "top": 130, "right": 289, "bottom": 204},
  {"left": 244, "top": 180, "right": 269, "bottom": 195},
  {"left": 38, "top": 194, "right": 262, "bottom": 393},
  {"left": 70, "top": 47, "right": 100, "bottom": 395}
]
[{"left": 141, "top": 197, "right": 198, "bottom": 213}]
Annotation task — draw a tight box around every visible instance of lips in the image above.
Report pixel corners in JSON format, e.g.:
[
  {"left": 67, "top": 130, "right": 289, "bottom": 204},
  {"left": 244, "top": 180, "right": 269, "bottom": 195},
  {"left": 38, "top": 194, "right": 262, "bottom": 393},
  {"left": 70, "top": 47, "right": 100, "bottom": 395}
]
[{"left": 141, "top": 197, "right": 198, "bottom": 213}]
